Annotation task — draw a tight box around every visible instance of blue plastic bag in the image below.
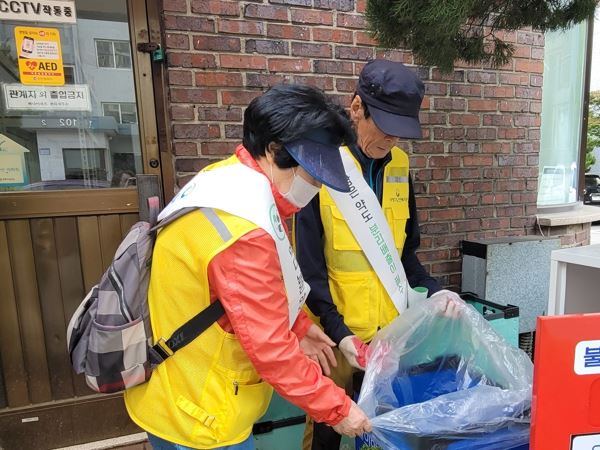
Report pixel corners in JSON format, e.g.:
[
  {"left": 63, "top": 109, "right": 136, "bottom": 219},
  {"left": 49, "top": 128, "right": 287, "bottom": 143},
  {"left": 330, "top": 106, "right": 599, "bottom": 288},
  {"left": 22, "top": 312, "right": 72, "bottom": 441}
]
[{"left": 357, "top": 295, "right": 533, "bottom": 450}]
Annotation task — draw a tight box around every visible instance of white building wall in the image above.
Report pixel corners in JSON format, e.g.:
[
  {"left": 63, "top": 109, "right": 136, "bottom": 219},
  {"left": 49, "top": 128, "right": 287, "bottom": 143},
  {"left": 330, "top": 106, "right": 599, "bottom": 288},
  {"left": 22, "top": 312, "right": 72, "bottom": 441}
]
[
  {"left": 37, "top": 130, "right": 108, "bottom": 180},
  {"left": 75, "top": 18, "right": 136, "bottom": 116}
]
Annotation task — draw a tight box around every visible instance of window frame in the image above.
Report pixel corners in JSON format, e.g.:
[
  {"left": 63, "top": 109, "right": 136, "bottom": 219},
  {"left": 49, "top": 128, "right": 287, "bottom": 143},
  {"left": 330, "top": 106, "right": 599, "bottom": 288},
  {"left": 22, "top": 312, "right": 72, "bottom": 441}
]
[
  {"left": 101, "top": 102, "right": 138, "bottom": 124},
  {"left": 94, "top": 39, "right": 132, "bottom": 69},
  {"left": 95, "top": 39, "right": 115, "bottom": 68},
  {"left": 537, "top": 18, "right": 593, "bottom": 212},
  {"left": 112, "top": 40, "right": 132, "bottom": 69},
  {"left": 578, "top": 16, "right": 595, "bottom": 202},
  {"left": 119, "top": 102, "right": 138, "bottom": 124}
]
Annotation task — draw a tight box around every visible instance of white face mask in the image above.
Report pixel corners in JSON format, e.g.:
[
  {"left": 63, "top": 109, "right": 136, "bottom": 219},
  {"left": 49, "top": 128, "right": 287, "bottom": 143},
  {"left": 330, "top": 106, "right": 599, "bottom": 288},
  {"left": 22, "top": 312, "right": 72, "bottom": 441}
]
[{"left": 271, "top": 164, "right": 320, "bottom": 208}]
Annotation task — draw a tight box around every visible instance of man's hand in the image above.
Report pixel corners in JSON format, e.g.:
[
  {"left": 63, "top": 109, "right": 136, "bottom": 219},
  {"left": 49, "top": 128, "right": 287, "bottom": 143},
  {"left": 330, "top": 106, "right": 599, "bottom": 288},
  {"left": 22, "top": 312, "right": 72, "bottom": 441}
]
[
  {"left": 332, "top": 401, "right": 372, "bottom": 438},
  {"left": 429, "top": 289, "right": 464, "bottom": 318},
  {"left": 299, "top": 324, "right": 337, "bottom": 376},
  {"left": 339, "top": 335, "right": 368, "bottom": 370}
]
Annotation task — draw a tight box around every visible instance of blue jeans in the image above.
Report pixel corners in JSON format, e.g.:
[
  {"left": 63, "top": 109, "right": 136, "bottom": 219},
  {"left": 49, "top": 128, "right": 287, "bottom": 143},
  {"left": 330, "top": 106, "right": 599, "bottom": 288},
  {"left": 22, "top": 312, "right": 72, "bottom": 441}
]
[{"left": 147, "top": 433, "right": 255, "bottom": 450}]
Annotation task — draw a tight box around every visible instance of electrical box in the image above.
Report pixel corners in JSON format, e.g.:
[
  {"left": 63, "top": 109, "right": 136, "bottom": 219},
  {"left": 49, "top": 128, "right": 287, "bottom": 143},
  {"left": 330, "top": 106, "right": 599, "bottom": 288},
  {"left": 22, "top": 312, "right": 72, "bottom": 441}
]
[{"left": 461, "top": 236, "right": 560, "bottom": 333}]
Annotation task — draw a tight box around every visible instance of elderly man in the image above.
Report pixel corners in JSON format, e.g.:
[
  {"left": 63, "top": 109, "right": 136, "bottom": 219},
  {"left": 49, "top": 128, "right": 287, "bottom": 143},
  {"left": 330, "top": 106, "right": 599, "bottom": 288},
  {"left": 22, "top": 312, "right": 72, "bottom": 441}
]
[{"left": 295, "top": 60, "right": 462, "bottom": 450}]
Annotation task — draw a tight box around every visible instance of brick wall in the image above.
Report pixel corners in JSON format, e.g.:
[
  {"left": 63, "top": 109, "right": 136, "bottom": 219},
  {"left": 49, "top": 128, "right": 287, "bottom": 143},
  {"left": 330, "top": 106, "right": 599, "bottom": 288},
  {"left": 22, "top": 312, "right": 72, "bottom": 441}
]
[
  {"left": 160, "top": 0, "right": 547, "bottom": 290},
  {"left": 540, "top": 223, "right": 591, "bottom": 247}
]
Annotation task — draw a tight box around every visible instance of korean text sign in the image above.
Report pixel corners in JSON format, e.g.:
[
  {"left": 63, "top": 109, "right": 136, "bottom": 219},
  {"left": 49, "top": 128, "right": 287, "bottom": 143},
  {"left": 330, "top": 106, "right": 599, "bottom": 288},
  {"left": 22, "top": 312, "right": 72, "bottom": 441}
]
[{"left": 0, "top": 1, "right": 76, "bottom": 24}]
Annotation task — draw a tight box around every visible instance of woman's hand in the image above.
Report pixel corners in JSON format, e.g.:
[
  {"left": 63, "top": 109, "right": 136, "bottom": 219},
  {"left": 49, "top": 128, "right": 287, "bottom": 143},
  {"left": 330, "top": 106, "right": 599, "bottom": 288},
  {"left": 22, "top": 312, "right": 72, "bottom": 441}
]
[{"left": 299, "top": 324, "right": 337, "bottom": 376}]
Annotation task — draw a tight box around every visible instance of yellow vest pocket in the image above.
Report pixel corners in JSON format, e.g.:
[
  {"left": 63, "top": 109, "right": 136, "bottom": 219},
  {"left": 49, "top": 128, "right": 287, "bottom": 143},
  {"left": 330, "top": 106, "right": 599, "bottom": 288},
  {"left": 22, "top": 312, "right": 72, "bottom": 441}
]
[
  {"left": 187, "top": 366, "right": 273, "bottom": 444},
  {"left": 224, "top": 377, "right": 272, "bottom": 442},
  {"left": 328, "top": 270, "right": 374, "bottom": 334},
  {"left": 328, "top": 207, "right": 362, "bottom": 252}
]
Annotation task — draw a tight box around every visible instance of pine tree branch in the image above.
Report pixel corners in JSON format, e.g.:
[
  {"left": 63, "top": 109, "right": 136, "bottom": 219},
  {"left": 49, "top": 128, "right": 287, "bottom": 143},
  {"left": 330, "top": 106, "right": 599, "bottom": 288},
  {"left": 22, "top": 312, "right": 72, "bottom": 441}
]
[{"left": 365, "top": 0, "right": 598, "bottom": 72}]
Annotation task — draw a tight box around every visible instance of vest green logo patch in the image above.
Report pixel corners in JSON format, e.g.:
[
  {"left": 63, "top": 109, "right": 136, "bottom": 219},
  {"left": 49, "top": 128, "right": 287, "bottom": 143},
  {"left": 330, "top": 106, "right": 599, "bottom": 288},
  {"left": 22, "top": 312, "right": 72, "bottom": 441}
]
[{"left": 270, "top": 204, "right": 286, "bottom": 240}]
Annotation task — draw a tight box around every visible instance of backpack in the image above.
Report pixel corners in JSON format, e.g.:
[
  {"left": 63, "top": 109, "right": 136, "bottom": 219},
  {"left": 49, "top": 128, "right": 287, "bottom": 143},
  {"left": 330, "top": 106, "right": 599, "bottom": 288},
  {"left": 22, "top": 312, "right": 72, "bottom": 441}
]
[{"left": 66, "top": 197, "right": 224, "bottom": 393}]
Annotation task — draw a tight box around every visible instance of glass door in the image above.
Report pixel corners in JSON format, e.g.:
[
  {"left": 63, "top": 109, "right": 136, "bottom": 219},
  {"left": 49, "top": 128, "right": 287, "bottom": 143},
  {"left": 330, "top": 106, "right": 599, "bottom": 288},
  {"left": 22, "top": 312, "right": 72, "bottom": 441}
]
[
  {"left": 0, "top": 0, "right": 147, "bottom": 192},
  {"left": 0, "top": 1, "right": 162, "bottom": 448}
]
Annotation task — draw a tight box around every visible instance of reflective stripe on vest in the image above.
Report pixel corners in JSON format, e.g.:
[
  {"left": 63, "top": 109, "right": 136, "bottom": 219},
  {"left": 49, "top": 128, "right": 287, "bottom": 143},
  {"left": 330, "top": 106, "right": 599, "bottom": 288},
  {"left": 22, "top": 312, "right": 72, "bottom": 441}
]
[
  {"left": 318, "top": 146, "right": 410, "bottom": 342},
  {"left": 125, "top": 200, "right": 272, "bottom": 448}
]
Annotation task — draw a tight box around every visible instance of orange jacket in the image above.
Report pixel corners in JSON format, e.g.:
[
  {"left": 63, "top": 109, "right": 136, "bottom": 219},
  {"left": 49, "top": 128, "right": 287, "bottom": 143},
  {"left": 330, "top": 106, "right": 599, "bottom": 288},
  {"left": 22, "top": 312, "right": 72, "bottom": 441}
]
[{"left": 206, "top": 146, "right": 350, "bottom": 425}]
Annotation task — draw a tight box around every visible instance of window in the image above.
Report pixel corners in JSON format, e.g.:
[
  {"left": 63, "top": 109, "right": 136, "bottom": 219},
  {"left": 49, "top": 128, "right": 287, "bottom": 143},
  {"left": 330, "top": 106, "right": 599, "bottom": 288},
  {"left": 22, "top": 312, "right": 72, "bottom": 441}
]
[
  {"left": 102, "top": 102, "right": 138, "bottom": 124},
  {"left": 587, "top": 13, "right": 600, "bottom": 178},
  {"left": 538, "top": 21, "right": 588, "bottom": 207},
  {"left": 0, "top": 12, "right": 143, "bottom": 192},
  {"left": 95, "top": 39, "right": 131, "bottom": 69},
  {"left": 64, "top": 65, "right": 75, "bottom": 84},
  {"left": 62, "top": 148, "right": 107, "bottom": 182}
]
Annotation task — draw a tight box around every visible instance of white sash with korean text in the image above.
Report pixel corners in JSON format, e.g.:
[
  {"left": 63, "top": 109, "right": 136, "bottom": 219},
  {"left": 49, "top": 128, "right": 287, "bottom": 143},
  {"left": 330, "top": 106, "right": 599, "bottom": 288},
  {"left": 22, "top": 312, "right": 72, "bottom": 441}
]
[
  {"left": 158, "top": 162, "right": 309, "bottom": 327},
  {"left": 326, "top": 148, "right": 423, "bottom": 314}
]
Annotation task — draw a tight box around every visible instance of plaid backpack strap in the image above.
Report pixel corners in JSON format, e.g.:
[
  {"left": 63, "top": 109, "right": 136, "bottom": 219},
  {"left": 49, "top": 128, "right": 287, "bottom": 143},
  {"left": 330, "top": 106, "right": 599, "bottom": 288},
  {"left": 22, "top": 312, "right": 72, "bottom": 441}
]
[{"left": 149, "top": 299, "right": 225, "bottom": 365}]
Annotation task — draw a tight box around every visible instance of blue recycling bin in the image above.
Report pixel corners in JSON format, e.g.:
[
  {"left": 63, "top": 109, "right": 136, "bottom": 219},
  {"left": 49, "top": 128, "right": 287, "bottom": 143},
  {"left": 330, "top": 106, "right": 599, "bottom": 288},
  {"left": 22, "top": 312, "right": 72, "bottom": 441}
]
[{"left": 356, "top": 355, "right": 529, "bottom": 450}]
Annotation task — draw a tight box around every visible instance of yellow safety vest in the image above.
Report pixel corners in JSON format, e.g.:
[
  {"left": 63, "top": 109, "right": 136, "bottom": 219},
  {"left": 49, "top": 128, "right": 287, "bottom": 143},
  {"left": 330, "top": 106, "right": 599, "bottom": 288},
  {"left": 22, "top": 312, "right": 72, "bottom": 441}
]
[
  {"left": 124, "top": 156, "right": 273, "bottom": 448},
  {"left": 318, "top": 146, "right": 410, "bottom": 342}
]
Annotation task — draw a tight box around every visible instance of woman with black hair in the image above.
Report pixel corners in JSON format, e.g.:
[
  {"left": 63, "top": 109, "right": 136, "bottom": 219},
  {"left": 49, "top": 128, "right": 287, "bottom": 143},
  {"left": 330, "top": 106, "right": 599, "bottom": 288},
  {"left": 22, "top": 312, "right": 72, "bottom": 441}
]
[{"left": 124, "top": 84, "right": 371, "bottom": 450}]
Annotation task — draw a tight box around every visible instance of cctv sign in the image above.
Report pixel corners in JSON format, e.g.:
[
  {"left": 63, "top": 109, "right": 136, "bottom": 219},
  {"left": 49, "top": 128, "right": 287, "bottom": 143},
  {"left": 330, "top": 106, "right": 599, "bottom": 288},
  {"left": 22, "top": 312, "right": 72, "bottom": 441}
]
[{"left": 0, "top": 1, "right": 76, "bottom": 23}]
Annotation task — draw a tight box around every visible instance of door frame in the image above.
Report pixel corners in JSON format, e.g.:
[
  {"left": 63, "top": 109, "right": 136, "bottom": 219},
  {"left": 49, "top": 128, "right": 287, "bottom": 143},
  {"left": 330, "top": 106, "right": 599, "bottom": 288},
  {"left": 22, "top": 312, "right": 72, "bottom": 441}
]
[
  {"left": 0, "top": 1, "right": 170, "bottom": 447},
  {"left": 146, "top": 0, "right": 176, "bottom": 203}
]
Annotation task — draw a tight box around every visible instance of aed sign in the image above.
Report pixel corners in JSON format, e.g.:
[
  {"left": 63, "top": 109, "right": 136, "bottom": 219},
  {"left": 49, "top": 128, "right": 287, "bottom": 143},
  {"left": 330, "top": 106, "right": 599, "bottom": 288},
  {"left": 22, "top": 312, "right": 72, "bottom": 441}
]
[
  {"left": 0, "top": 1, "right": 76, "bottom": 23},
  {"left": 571, "top": 433, "right": 600, "bottom": 449},
  {"left": 15, "top": 26, "right": 64, "bottom": 85}
]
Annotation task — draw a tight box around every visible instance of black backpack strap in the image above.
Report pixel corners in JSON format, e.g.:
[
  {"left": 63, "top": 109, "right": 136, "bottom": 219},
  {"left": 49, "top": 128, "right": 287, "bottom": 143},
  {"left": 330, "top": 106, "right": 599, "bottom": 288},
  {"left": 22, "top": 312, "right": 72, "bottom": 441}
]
[
  {"left": 147, "top": 206, "right": 229, "bottom": 365},
  {"left": 150, "top": 299, "right": 225, "bottom": 365}
]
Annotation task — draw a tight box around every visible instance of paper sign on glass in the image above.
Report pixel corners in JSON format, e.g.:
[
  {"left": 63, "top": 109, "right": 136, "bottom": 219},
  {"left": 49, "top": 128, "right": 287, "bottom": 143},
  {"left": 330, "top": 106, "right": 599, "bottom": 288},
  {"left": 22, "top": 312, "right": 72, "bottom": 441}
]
[{"left": 15, "top": 26, "right": 64, "bottom": 86}]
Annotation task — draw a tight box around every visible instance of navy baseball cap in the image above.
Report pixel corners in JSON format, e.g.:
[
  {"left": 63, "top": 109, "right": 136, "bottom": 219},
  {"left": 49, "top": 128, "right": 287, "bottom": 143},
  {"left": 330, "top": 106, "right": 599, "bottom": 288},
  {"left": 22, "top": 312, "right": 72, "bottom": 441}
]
[
  {"left": 283, "top": 129, "right": 349, "bottom": 192},
  {"left": 357, "top": 59, "right": 425, "bottom": 139}
]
